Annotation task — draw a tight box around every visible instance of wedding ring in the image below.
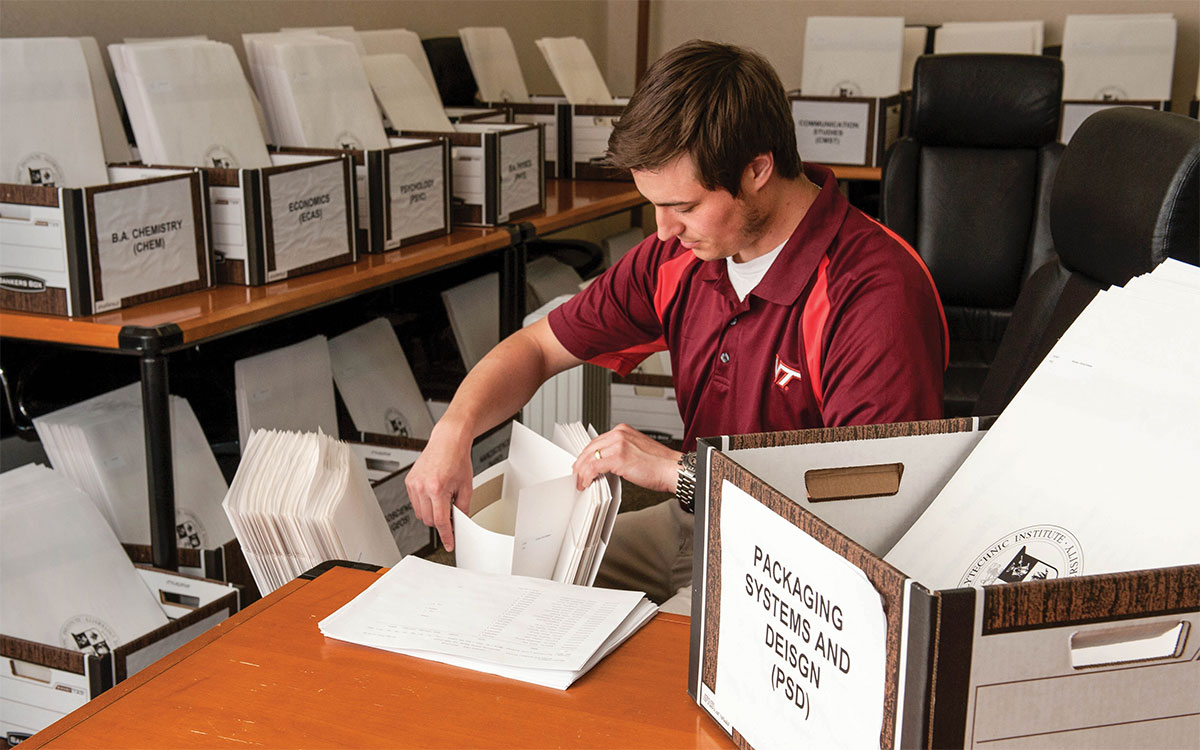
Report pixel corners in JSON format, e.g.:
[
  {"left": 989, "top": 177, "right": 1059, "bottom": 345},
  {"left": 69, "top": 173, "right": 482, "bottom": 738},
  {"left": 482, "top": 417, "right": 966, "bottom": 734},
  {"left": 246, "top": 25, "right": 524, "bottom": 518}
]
[{"left": 594, "top": 449, "right": 603, "bottom": 461}]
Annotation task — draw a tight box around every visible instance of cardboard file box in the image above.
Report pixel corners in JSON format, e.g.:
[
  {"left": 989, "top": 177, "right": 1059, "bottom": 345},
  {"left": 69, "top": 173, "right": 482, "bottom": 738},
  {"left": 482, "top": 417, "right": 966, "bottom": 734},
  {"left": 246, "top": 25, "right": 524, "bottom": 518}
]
[
  {"left": 690, "top": 418, "right": 1199, "bottom": 749},
  {"left": 1059, "top": 100, "right": 1167, "bottom": 143},
  {"left": 444, "top": 106, "right": 509, "bottom": 124},
  {"left": 284, "top": 137, "right": 452, "bottom": 254},
  {"left": 486, "top": 96, "right": 564, "bottom": 177},
  {"left": 790, "top": 93, "right": 905, "bottom": 167},
  {"left": 402, "top": 124, "right": 545, "bottom": 227},
  {"left": 567, "top": 100, "right": 630, "bottom": 181},
  {"left": 123, "top": 537, "right": 259, "bottom": 606},
  {"left": 0, "top": 566, "right": 239, "bottom": 740},
  {"left": 0, "top": 169, "right": 211, "bottom": 316}
]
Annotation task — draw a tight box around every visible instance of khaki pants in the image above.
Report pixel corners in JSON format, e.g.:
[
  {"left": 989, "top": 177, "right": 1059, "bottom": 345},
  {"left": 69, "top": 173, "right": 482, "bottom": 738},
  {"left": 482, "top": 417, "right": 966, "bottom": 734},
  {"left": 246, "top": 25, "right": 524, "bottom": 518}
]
[{"left": 594, "top": 498, "right": 694, "bottom": 614}]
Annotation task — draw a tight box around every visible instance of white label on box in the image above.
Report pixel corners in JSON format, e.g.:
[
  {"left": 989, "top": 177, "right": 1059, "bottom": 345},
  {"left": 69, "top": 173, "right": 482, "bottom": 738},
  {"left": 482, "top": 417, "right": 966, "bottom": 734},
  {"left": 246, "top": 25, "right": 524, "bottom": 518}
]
[
  {"left": 389, "top": 146, "right": 445, "bottom": 243},
  {"left": 712, "top": 480, "right": 886, "bottom": 750},
  {"left": 92, "top": 178, "right": 200, "bottom": 312},
  {"left": 356, "top": 164, "right": 369, "bottom": 227},
  {"left": 209, "top": 186, "right": 247, "bottom": 262},
  {"left": 266, "top": 160, "right": 351, "bottom": 275},
  {"left": 792, "top": 100, "right": 872, "bottom": 166},
  {"left": 498, "top": 129, "right": 540, "bottom": 220}
]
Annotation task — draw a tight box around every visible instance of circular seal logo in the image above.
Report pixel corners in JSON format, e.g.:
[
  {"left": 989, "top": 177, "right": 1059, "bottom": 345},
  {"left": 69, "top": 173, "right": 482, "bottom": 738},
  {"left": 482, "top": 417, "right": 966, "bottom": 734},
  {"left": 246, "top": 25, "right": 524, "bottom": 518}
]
[
  {"left": 1095, "top": 86, "right": 1128, "bottom": 102},
  {"left": 16, "top": 152, "right": 64, "bottom": 187},
  {"left": 204, "top": 144, "right": 238, "bottom": 169},
  {"left": 60, "top": 615, "right": 120, "bottom": 656},
  {"left": 832, "top": 80, "right": 863, "bottom": 98},
  {"left": 334, "top": 131, "right": 363, "bottom": 150},
  {"left": 384, "top": 408, "right": 411, "bottom": 437},
  {"left": 175, "top": 509, "right": 207, "bottom": 549},
  {"left": 960, "top": 525, "right": 1083, "bottom": 586}
]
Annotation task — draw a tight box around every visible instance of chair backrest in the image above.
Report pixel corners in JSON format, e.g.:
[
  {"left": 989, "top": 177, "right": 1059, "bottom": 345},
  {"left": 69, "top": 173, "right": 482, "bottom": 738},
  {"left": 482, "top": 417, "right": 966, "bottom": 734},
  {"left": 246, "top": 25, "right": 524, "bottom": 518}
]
[
  {"left": 421, "top": 36, "right": 478, "bottom": 106},
  {"left": 974, "top": 107, "right": 1200, "bottom": 415}
]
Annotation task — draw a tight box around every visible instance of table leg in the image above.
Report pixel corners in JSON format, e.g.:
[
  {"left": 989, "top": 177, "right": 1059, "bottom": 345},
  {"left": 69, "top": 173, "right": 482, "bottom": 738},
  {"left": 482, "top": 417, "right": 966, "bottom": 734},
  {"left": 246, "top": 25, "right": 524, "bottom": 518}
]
[{"left": 499, "top": 234, "right": 528, "bottom": 338}]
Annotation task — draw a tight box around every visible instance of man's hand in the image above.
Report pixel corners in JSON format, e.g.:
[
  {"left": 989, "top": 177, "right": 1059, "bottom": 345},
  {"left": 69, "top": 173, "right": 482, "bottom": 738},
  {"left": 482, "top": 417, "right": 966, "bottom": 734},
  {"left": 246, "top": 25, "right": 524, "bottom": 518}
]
[
  {"left": 405, "top": 421, "right": 474, "bottom": 551},
  {"left": 572, "top": 423, "right": 682, "bottom": 494}
]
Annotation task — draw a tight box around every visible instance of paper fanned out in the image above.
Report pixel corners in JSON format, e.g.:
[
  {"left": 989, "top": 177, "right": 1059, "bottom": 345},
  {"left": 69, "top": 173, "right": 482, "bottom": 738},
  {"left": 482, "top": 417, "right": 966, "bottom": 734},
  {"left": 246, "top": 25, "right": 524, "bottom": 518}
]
[
  {"left": 1, "top": 37, "right": 110, "bottom": 187},
  {"left": 32, "top": 383, "right": 233, "bottom": 549},
  {"left": 535, "top": 36, "right": 614, "bottom": 105},
  {"left": 1, "top": 464, "right": 170, "bottom": 651},
  {"left": 234, "top": 335, "right": 340, "bottom": 449},
  {"left": 885, "top": 259, "right": 1200, "bottom": 589},
  {"left": 223, "top": 428, "right": 402, "bottom": 595},
  {"left": 801, "top": 17, "right": 904, "bottom": 98},
  {"left": 459, "top": 27, "right": 531, "bottom": 103},
  {"left": 328, "top": 317, "right": 435, "bottom": 440},
  {"left": 318, "top": 555, "right": 656, "bottom": 689}
]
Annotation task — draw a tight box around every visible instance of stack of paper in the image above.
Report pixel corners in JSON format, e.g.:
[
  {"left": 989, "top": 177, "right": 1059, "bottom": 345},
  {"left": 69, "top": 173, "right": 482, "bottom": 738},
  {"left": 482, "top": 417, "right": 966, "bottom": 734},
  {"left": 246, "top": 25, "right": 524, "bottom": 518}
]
[
  {"left": 535, "top": 37, "right": 614, "bottom": 105},
  {"left": 32, "top": 383, "right": 233, "bottom": 550},
  {"left": 359, "top": 29, "right": 440, "bottom": 97},
  {"left": 1062, "top": 13, "right": 1177, "bottom": 101},
  {"left": 441, "top": 272, "right": 499, "bottom": 370},
  {"left": 900, "top": 27, "right": 929, "bottom": 92},
  {"left": 933, "top": 21, "right": 1044, "bottom": 55},
  {"left": 234, "top": 335, "right": 340, "bottom": 449},
  {"left": 801, "top": 17, "right": 905, "bottom": 98},
  {"left": 108, "top": 39, "right": 271, "bottom": 169},
  {"left": 454, "top": 420, "right": 620, "bottom": 586},
  {"left": 280, "top": 26, "right": 368, "bottom": 57},
  {"left": 526, "top": 256, "right": 583, "bottom": 309},
  {"left": 1, "top": 37, "right": 110, "bottom": 187},
  {"left": 885, "top": 259, "right": 1200, "bottom": 589},
  {"left": 458, "top": 27, "right": 531, "bottom": 103},
  {"left": 361, "top": 53, "right": 454, "bottom": 133},
  {"left": 1, "top": 464, "right": 170, "bottom": 652},
  {"left": 243, "top": 32, "right": 389, "bottom": 150},
  {"left": 77, "top": 37, "right": 134, "bottom": 164},
  {"left": 223, "top": 428, "right": 401, "bottom": 594},
  {"left": 328, "top": 318, "right": 435, "bottom": 439},
  {"left": 319, "top": 556, "right": 656, "bottom": 689}
]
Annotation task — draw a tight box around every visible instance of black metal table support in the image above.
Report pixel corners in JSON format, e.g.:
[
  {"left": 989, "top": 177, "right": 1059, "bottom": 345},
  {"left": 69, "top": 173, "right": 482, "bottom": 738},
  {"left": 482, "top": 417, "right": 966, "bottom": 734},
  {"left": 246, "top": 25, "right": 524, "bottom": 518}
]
[
  {"left": 499, "top": 224, "right": 530, "bottom": 338},
  {"left": 118, "top": 324, "right": 184, "bottom": 571}
]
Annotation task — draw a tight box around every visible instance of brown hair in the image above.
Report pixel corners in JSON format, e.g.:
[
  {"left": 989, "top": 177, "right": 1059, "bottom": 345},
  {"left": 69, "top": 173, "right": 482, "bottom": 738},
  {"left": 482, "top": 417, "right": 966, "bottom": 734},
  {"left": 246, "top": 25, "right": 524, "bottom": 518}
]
[{"left": 607, "top": 40, "right": 801, "bottom": 197}]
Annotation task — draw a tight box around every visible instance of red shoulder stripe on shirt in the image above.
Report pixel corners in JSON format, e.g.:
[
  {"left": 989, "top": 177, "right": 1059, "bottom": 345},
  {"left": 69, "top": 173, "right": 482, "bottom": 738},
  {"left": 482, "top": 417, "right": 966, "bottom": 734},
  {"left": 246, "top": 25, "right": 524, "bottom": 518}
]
[
  {"left": 801, "top": 255, "right": 831, "bottom": 413},
  {"left": 866, "top": 216, "right": 950, "bottom": 368},
  {"left": 586, "top": 250, "right": 697, "bottom": 376}
]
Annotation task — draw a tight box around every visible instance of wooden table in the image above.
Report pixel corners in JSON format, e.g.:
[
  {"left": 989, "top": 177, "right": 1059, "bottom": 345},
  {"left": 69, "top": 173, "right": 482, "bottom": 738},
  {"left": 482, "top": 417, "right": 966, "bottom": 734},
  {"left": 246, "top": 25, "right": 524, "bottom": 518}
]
[{"left": 24, "top": 563, "right": 734, "bottom": 749}]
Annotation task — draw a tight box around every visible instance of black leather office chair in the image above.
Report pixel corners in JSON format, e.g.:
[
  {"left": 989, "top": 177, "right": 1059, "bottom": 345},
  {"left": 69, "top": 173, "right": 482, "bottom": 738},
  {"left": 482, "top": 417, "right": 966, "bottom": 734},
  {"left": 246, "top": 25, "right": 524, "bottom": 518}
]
[
  {"left": 881, "top": 54, "right": 1064, "bottom": 416},
  {"left": 421, "top": 36, "right": 479, "bottom": 106},
  {"left": 974, "top": 107, "right": 1200, "bottom": 416}
]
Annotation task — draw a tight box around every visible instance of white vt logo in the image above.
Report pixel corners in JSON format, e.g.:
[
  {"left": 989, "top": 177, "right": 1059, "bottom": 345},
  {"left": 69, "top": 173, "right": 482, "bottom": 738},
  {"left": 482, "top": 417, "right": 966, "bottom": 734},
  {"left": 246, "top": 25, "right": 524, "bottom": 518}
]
[{"left": 774, "top": 355, "right": 803, "bottom": 391}]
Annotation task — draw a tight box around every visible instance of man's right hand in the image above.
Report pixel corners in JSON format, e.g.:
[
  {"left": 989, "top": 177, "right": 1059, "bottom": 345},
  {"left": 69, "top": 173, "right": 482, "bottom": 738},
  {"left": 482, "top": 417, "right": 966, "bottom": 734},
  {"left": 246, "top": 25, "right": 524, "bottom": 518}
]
[{"left": 405, "top": 421, "right": 475, "bottom": 551}]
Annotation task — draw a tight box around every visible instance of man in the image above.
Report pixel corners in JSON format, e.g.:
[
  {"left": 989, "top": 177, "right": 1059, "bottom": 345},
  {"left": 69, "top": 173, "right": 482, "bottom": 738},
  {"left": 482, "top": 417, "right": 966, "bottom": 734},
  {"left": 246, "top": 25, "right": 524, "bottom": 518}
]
[{"left": 407, "top": 40, "right": 946, "bottom": 608}]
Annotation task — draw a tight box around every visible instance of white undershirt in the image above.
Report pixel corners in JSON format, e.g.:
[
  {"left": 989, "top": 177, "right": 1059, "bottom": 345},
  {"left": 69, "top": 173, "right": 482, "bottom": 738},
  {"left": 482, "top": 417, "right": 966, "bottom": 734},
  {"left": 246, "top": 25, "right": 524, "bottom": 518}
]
[{"left": 725, "top": 240, "right": 786, "bottom": 301}]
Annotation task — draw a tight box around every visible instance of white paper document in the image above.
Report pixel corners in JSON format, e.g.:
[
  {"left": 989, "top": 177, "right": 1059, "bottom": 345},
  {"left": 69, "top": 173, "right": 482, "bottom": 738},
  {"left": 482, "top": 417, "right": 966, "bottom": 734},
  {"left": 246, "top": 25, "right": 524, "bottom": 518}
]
[
  {"left": 459, "top": 27, "right": 531, "bottom": 103},
  {"left": 801, "top": 17, "right": 904, "bottom": 98},
  {"left": 318, "top": 555, "right": 655, "bottom": 689},
  {"left": 1, "top": 464, "right": 170, "bottom": 653},
  {"left": 234, "top": 335, "right": 340, "bottom": 449},
  {"left": 441, "top": 272, "right": 499, "bottom": 370},
  {"left": 1, "top": 37, "right": 110, "bottom": 187},
  {"left": 886, "top": 260, "right": 1200, "bottom": 590},
  {"left": 359, "top": 29, "right": 440, "bottom": 98},
  {"left": 362, "top": 53, "right": 455, "bottom": 133},
  {"left": 933, "top": 21, "right": 1044, "bottom": 55},
  {"left": 77, "top": 37, "right": 134, "bottom": 164},
  {"left": 535, "top": 37, "right": 614, "bottom": 105},
  {"left": 328, "top": 317, "right": 435, "bottom": 439},
  {"left": 1062, "top": 14, "right": 1177, "bottom": 100}
]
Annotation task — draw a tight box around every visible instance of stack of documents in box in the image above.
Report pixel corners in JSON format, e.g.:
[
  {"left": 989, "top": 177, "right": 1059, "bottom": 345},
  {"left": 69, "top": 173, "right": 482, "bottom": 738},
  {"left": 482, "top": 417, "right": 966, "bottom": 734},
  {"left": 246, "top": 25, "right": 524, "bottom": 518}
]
[
  {"left": 458, "top": 27, "right": 531, "bottom": 103},
  {"left": 223, "top": 428, "right": 401, "bottom": 594},
  {"left": 801, "top": 17, "right": 905, "bottom": 97},
  {"left": 108, "top": 39, "right": 271, "bottom": 169},
  {"left": 318, "top": 556, "right": 656, "bottom": 689},
  {"left": 280, "top": 26, "right": 368, "bottom": 57},
  {"left": 361, "top": 52, "right": 454, "bottom": 133},
  {"left": 328, "top": 317, "right": 435, "bottom": 440},
  {"left": 535, "top": 36, "right": 614, "bottom": 105},
  {"left": 932, "top": 21, "right": 1044, "bottom": 54},
  {"left": 886, "top": 259, "right": 1200, "bottom": 588},
  {"left": 1062, "top": 13, "right": 1177, "bottom": 101},
  {"left": 77, "top": 37, "right": 134, "bottom": 164},
  {"left": 242, "top": 32, "right": 389, "bottom": 150},
  {"left": 234, "top": 335, "right": 340, "bottom": 449},
  {"left": 441, "top": 272, "right": 499, "bottom": 371},
  {"left": 359, "top": 29, "right": 440, "bottom": 96},
  {"left": 1, "top": 464, "right": 169, "bottom": 654},
  {"left": 455, "top": 421, "right": 620, "bottom": 586},
  {"left": 1, "top": 37, "right": 110, "bottom": 187},
  {"left": 32, "top": 384, "right": 233, "bottom": 550}
]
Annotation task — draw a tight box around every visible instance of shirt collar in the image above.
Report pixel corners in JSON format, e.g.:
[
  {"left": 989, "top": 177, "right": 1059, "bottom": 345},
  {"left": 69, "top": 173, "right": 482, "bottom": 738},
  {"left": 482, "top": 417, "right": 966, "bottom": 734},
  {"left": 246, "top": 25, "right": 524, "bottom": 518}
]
[{"left": 695, "top": 164, "right": 850, "bottom": 305}]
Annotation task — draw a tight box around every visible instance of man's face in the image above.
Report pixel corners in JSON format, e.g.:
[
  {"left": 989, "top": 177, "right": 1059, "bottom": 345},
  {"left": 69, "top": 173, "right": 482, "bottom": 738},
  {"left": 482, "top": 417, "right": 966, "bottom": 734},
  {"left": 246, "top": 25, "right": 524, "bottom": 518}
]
[{"left": 632, "top": 153, "right": 765, "bottom": 263}]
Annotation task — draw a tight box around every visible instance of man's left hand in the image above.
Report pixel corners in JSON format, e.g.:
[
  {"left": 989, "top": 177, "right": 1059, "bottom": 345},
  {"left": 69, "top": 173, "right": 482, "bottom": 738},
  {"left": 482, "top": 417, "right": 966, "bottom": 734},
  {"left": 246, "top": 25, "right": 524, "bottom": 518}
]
[{"left": 572, "top": 423, "right": 682, "bottom": 494}]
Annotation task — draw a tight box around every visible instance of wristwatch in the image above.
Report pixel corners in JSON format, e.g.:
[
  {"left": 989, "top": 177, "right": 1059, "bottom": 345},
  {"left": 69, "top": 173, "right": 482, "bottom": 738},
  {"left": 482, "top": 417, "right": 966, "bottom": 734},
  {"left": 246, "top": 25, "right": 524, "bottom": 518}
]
[{"left": 676, "top": 451, "right": 697, "bottom": 513}]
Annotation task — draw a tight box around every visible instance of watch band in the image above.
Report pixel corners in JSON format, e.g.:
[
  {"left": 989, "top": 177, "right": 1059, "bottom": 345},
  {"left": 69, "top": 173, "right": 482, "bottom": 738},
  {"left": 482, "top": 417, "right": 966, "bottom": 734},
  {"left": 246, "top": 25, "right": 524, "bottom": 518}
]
[{"left": 676, "top": 450, "right": 697, "bottom": 514}]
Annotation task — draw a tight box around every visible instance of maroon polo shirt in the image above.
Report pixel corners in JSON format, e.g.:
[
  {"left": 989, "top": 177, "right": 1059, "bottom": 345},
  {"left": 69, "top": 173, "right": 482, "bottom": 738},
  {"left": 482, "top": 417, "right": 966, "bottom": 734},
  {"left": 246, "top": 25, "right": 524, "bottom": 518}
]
[{"left": 548, "top": 164, "right": 947, "bottom": 450}]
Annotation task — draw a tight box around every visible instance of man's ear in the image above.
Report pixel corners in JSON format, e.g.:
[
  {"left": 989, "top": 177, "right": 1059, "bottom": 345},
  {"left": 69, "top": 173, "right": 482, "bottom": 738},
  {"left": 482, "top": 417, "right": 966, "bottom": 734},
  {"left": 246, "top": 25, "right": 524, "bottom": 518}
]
[{"left": 743, "top": 152, "right": 774, "bottom": 193}]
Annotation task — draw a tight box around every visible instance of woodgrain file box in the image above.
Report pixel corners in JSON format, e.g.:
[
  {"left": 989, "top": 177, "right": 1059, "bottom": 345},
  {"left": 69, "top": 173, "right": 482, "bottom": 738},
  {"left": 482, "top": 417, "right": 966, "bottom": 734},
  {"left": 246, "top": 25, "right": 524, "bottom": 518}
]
[
  {"left": 0, "top": 170, "right": 210, "bottom": 316},
  {"left": 486, "top": 96, "right": 564, "bottom": 176},
  {"left": 401, "top": 123, "right": 544, "bottom": 227},
  {"left": 1059, "top": 100, "right": 1168, "bottom": 143},
  {"left": 284, "top": 137, "right": 451, "bottom": 253},
  {"left": 0, "top": 567, "right": 239, "bottom": 739},
  {"left": 690, "top": 418, "right": 1199, "bottom": 749},
  {"left": 123, "top": 538, "right": 258, "bottom": 606},
  {"left": 134, "top": 153, "right": 357, "bottom": 285},
  {"left": 790, "top": 93, "right": 905, "bottom": 167},
  {"left": 443, "top": 106, "right": 509, "bottom": 125},
  {"left": 483, "top": 98, "right": 630, "bottom": 180}
]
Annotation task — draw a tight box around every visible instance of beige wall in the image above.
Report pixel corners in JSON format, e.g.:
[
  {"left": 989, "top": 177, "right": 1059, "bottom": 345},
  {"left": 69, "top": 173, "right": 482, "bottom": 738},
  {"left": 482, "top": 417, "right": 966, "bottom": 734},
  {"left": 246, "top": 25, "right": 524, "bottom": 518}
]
[{"left": 641, "top": 0, "right": 1200, "bottom": 113}]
